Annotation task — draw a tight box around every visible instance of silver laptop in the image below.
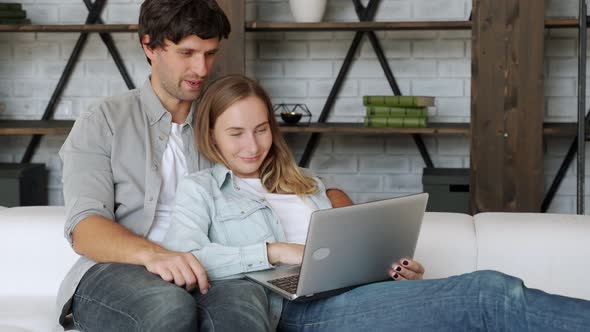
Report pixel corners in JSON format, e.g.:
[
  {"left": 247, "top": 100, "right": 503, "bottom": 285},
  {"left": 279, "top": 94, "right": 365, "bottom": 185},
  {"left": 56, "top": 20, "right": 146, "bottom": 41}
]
[{"left": 244, "top": 192, "right": 428, "bottom": 301}]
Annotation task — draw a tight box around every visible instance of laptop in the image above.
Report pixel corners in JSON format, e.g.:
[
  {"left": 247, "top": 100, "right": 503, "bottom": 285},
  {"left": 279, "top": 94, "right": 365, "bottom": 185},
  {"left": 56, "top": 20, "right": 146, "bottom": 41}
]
[{"left": 244, "top": 192, "right": 428, "bottom": 301}]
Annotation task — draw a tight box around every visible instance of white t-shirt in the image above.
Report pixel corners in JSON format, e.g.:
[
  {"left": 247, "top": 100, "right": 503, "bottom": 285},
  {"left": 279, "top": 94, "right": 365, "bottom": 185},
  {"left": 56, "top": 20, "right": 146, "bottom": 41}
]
[
  {"left": 236, "top": 177, "right": 315, "bottom": 245},
  {"left": 147, "top": 123, "right": 188, "bottom": 243}
]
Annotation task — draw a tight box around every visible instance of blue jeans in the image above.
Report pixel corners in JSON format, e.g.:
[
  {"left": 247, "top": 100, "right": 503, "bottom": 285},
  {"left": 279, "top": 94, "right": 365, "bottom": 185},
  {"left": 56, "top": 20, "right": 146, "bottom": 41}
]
[
  {"left": 278, "top": 270, "right": 590, "bottom": 332},
  {"left": 71, "top": 263, "right": 270, "bottom": 332}
]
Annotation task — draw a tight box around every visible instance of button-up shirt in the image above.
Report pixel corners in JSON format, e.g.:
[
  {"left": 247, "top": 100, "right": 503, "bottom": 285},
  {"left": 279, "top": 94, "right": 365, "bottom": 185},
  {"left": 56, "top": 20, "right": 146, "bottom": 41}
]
[
  {"left": 56, "top": 79, "right": 211, "bottom": 325},
  {"left": 161, "top": 163, "right": 333, "bottom": 329}
]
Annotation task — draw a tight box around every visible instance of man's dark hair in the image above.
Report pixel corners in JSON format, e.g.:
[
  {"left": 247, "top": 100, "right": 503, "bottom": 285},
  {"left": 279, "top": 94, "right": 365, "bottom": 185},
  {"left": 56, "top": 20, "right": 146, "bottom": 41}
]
[{"left": 138, "top": 0, "right": 231, "bottom": 64}]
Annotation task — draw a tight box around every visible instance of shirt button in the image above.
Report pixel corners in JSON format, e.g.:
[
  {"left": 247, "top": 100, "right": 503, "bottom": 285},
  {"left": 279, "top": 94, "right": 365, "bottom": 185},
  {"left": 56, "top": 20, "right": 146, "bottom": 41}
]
[
  {"left": 152, "top": 164, "right": 158, "bottom": 171},
  {"left": 148, "top": 196, "right": 153, "bottom": 202},
  {"left": 241, "top": 211, "right": 245, "bottom": 214},
  {"left": 158, "top": 135, "right": 165, "bottom": 141}
]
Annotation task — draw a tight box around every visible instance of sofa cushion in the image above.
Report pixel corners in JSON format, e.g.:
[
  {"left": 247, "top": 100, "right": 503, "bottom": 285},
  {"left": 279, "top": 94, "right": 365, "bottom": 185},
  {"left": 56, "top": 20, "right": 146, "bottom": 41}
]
[
  {"left": 0, "top": 296, "right": 80, "bottom": 332},
  {"left": 415, "top": 212, "right": 477, "bottom": 279},
  {"left": 475, "top": 212, "right": 590, "bottom": 300},
  {"left": 0, "top": 206, "right": 79, "bottom": 297}
]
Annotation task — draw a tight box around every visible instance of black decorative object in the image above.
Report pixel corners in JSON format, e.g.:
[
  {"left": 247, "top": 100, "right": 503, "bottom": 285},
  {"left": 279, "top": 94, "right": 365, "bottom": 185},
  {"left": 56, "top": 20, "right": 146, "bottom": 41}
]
[{"left": 273, "top": 103, "right": 312, "bottom": 125}]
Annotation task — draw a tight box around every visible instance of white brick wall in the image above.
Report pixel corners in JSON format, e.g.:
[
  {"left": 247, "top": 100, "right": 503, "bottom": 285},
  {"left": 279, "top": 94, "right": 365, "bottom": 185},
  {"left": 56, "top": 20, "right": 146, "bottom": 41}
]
[{"left": 0, "top": 0, "right": 587, "bottom": 214}]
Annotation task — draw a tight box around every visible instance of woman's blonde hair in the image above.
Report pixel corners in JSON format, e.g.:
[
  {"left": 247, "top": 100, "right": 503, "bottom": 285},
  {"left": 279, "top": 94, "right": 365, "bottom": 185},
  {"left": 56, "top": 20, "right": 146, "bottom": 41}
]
[{"left": 196, "top": 75, "right": 318, "bottom": 195}]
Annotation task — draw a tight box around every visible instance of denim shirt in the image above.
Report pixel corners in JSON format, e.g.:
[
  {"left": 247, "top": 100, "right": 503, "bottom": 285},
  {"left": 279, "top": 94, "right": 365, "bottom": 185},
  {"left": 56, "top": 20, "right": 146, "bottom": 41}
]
[{"left": 161, "top": 164, "right": 333, "bottom": 328}]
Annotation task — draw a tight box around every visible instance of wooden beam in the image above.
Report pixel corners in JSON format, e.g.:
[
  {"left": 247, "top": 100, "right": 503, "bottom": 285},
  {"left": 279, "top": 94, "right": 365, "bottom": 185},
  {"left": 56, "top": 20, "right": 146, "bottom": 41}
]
[
  {"left": 471, "top": 0, "right": 545, "bottom": 213},
  {"left": 214, "top": 0, "right": 245, "bottom": 77},
  {"left": 246, "top": 21, "right": 472, "bottom": 31},
  {"left": 0, "top": 24, "right": 138, "bottom": 32}
]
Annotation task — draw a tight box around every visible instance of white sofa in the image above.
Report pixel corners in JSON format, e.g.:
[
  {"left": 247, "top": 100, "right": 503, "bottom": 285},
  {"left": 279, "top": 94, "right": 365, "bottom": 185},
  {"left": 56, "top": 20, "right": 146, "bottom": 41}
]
[{"left": 1, "top": 206, "right": 590, "bottom": 332}]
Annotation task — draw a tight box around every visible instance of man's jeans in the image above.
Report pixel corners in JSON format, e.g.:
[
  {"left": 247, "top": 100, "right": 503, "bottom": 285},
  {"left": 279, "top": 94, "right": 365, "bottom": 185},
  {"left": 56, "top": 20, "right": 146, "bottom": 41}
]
[
  {"left": 279, "top": 270, "right": 590, "bottom": 332},
  {"left": 71, "top": 263, "right": 270, "bottom": 332}
]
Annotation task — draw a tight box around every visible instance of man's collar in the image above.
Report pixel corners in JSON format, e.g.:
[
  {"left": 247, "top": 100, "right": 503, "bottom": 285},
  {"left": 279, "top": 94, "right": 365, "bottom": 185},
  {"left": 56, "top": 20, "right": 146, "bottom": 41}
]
[
  {"left": 140, "top": 78, "right": 196, "bottom": 127},
  {"left": 140, "top": 79, "right": 168, "bottom": 125},
  {"left": 186, "top": 103, "right": 196, "bottom": 127}
]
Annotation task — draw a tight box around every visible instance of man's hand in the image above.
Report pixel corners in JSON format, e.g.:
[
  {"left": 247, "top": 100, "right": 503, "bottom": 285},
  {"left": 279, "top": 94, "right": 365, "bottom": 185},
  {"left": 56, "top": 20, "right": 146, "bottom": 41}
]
[
  {"left": 267, "top": 242, "right": 304, "bottom": 265},
  {"left": 143, "top": 250, "right": 211, "bottom": 294},
  {"left": 389, "top": 258, "right": 425, "bottom": 281}
]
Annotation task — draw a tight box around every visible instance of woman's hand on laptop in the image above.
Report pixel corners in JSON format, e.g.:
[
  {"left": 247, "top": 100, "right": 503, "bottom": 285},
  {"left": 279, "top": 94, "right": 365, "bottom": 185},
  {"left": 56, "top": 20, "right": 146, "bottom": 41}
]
[
  {"left": 389, "top": 259, "right": 425, "bottom": 281},
  {"left": 267, "top": 242, "right": 304, "bottom": 265}
]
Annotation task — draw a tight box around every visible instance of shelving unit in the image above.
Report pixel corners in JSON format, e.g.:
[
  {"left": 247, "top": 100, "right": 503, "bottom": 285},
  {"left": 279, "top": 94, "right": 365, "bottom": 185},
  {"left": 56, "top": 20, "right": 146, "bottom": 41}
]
[
  {"left": 0, "top": 19, "right": 586, "bottom": 133},
  {"left": 1, "top": 0, "right": 588, "bottom": 212},
  {"left": 0, "top": 21, "right": 584, "bottom": 130}
]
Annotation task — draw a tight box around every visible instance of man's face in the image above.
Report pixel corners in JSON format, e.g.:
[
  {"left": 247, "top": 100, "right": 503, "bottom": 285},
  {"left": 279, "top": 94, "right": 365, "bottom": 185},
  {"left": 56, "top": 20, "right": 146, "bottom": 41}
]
[{"left": 146, "top": 35, "right": 220, "bottom": 105}]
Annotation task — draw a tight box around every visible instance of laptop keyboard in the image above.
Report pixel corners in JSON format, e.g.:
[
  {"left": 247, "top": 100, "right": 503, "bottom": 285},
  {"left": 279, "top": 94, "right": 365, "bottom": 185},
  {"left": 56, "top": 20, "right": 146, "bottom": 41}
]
[{"left": 268, "top": 274, "right": 300, "bottom": 294}]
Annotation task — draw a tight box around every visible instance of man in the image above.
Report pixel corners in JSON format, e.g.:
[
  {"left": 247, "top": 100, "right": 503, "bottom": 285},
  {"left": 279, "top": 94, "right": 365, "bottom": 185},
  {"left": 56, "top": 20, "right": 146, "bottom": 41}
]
[{"left": 57, "top": 0, "right": 351, "bottom": 331}]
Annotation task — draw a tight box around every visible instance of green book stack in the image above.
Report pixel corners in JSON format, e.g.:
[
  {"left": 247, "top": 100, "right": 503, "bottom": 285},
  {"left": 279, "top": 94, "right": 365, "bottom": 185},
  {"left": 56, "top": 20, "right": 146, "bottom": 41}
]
[
  {"left": 362, "top": 95, "right": 434, "bottom": 128},
  {"left": 0, "top": 3, "right": 31, "bottom": 25}
]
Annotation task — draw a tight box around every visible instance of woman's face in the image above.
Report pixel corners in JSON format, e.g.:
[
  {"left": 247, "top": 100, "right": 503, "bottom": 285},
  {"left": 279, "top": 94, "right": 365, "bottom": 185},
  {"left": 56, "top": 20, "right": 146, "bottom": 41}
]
[{"left": 212, "top": 96, "right": 273, "bottom": 178}]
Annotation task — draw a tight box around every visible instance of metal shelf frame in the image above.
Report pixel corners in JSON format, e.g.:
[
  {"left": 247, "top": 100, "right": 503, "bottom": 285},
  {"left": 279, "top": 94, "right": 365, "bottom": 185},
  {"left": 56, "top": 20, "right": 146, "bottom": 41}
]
[
  {"left": 2, "top": 0, "right": 589, "bottom": 213},
  {"left": 0, "top": 0, "right": 136, "bottom": 163},
  {"left": 542, "top": 5, "right": 588, "bottom": 214}
]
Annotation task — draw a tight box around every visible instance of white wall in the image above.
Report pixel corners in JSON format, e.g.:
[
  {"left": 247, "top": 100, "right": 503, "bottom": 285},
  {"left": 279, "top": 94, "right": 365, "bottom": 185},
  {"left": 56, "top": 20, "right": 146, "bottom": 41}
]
[{"left": 0, "top": 0, "right": 587, "bottom": 212}]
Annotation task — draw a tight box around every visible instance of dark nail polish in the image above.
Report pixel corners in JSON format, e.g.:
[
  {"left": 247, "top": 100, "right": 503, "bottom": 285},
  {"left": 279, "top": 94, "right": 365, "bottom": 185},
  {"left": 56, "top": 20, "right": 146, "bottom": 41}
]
[
  {"left": 393, "top": 273, "right": 399, "bottom": 279},
  {"left": 402, "top": 260, "right": 409, "bottom": 266},
  {"left": 395, "top": 266, "right": 402, "bottom": 272}
]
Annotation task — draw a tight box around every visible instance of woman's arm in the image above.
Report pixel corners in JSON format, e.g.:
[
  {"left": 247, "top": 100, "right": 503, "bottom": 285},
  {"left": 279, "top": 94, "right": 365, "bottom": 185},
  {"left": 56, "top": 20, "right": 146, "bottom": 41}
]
[{"left": 161, "top": 177, "right": 273, "bottom": 280}]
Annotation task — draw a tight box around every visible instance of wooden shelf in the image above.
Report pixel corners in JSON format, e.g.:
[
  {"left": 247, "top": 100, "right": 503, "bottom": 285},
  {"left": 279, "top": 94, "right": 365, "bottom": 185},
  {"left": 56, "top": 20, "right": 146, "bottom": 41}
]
[
  {"left": 0, "top": 120, "right": 585, "bottom": 136},
  {"left": 544, "top": 17, "right": 587, "bottom": 29},
  {"left": 279, "top": 122, "right": 469, "bottom": 135},
  {"left": 0, "top": 18, "right": 586, "bottom": 33},
  {"left": 0, "top": 120, "right": 74, "bottom": 135},
  {"left": 0, "top": 24, "right": 138, "bottom": 32},
  {"left": 279, "top": 122, "right": 587, "bottom": 136},
  {"left": 543, "top": 122, "right": 588, "bottom": 136},
  {"left": 246, "top": 17, "right": 588, "bottom": 32},
  {"left": 0, "top": 120, "right": 468, "bottom": 136},
  {"left": 246, "top": 21, "right": 472, "bottom": 32}
]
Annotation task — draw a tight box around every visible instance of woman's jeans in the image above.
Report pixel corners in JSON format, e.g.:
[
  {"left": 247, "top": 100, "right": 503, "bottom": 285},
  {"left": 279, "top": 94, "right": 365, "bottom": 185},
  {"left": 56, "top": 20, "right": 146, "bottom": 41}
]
[
  {"left": 71, "top": 263, "right": 271, "bottom": 332},
  {"left": 72, "top": 265, "right": 590, "bottom": 331},
  {"left": 278, "top": 270, "right": 590, "bottom": 332}
]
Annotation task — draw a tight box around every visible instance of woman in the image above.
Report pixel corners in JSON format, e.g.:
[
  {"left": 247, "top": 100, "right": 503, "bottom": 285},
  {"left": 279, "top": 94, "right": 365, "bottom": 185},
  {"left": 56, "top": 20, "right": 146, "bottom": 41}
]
[{"left": 162, "top": 75, "right": 590, "bottom": 331}]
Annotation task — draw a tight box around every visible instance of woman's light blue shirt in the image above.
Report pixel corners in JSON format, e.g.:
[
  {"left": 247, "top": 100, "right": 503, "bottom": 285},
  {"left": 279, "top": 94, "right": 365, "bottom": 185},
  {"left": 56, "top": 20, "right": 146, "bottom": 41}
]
[{"left": 161, "top": 163, "right": 333, "bottom": 328}]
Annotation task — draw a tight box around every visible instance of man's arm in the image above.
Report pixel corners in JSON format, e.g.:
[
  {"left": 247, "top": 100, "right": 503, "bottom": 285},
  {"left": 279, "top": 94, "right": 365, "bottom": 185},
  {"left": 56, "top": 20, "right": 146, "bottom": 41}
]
[
  {"left": 71, "top": 215, "right": 161, "bottom": 265},
  {"left": 326, "top": 189, "right": 353, "bottom": 208},
  {"left": 299, "top": 168, "right": 353, "bottom": 207},
  {"left": 61, "top": 108, "right": 209, "bottom": 293},
  {"left": 72, "top": 216, "right": 210, "bottom": 293}
]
